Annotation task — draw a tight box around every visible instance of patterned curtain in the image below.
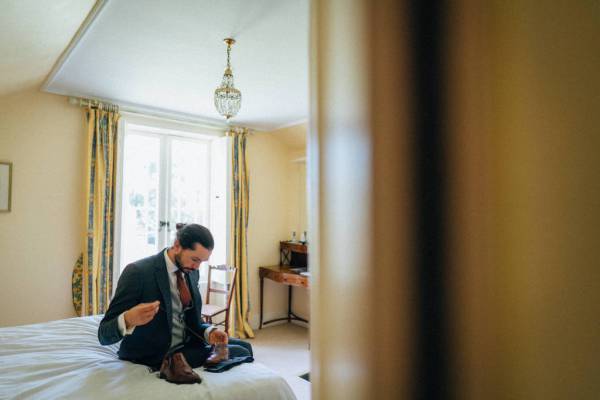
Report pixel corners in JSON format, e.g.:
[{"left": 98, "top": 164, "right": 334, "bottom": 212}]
[
  {"left": 72, "top": 105, "right": 119, "bottom": 316},
  {"left": 228, "top": 127, "right": 255, "bottom": 338}
]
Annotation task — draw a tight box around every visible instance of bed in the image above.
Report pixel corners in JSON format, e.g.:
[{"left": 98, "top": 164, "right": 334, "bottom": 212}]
[{"left": 0, "top": 316, "right": 296, "bottom": 400}]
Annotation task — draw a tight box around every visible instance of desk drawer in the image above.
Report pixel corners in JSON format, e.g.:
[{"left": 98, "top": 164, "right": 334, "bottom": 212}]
[
  {"left": 259, "top": 266, "right": 309, "bottom": 288},
  {"left": 280, "top": 273, "right": 308, "bottom": 287}
]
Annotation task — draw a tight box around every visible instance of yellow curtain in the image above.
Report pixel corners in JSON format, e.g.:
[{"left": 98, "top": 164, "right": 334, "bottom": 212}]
[
  {"left": 72, "top": 105, "right": 119, "bottom": 316},
  {"left": 228, "top": 127, "right": 255, "bottom": 338}
]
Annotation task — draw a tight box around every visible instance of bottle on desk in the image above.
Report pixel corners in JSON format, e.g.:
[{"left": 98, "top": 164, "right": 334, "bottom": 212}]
[{"left": 300, "top": 231, "right": 307, "bottom": 244}]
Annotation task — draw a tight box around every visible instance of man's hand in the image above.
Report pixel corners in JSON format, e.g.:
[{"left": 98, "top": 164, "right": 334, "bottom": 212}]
[
  {"left": 124, "top": 301, "right": 160, "bottom": 329},
  {"left": 208, "top": 329, "right": 229, "bottom": 345}
]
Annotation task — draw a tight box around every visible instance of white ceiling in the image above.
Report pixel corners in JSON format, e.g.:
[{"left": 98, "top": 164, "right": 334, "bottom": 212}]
[
  {"left": 0, "top": 0, "right": 96, "bottom": 97},
  {"left": 42, "top": 0, "right": 310, "bottom": 131}
]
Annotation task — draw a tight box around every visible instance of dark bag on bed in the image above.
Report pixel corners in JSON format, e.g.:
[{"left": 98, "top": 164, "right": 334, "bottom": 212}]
[{"left": 203, "top": 355, "right": 254, "bottom": 373}]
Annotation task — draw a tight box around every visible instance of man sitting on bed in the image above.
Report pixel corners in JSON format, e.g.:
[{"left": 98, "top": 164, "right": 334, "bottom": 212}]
[{"left": 98, "top": 223, "right": 252, "bottom": 384}]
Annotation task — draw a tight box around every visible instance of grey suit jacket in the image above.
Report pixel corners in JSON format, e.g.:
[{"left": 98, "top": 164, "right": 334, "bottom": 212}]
[{"left": 98, "top": 249, "right": 211, "bottom": 367}]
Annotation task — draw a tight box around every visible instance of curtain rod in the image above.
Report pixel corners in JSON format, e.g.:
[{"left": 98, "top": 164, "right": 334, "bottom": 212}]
[
  {"left": 70, "top": 97, "right": 118, "bottom": 112},
  {"left": 67, "top": 96, "right": 237, "bottom": 132}
]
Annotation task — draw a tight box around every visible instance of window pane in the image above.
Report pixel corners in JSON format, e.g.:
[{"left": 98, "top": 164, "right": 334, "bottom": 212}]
[
  {"left": 168, "top": 138, "right": 210, "bottom": 245},
  {"left": 120, "top": 133, "right": 160, "bottom": 267}
]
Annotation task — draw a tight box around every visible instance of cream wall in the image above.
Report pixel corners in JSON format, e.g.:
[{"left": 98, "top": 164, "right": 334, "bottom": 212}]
[
  {"left": 280, "top": 126, "right": 309, "bottom": 322},
  {"left": 246, "top": 123, "right": 308, "bottom": 329},
  {"left": 288, "top": 150, "right": 308, "bottom": 238},
  {"left": 0, "top": 88, "right": 85, "bottom": 327}
]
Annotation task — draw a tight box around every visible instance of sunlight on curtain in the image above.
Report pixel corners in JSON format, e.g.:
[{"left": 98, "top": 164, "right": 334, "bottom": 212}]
[
  {"left": 72, "top": 105, "right": 119, "bottom": 316},
  {"left": 228, "top": 127, "right": 255, "bottom": 338}
]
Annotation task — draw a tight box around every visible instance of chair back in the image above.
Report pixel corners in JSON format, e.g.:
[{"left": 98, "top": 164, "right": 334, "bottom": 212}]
[{"left": 205, "top": 264, "right": 237, "bottom": 311}]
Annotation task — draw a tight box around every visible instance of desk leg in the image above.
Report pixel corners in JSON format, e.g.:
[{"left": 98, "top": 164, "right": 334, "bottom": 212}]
[
  {"left": 287, "top": 285, "right": 292, "bottom": 323},
  {"left": 259, "top": 277, "right": 264, "bottom": 329}
]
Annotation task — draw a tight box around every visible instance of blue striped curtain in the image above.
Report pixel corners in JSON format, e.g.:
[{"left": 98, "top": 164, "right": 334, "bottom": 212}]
[{"left": 72, "top": 105, "right": 119, "bottom": 316}]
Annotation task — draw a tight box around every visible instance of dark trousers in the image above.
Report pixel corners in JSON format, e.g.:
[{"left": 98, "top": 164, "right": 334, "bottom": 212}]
[{"left": 170, "top": 336, "right": 253, "bottom": 369}]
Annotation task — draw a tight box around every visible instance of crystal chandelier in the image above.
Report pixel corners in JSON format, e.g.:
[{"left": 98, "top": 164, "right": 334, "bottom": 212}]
[{"left": 214, "top": 38, "right": 241, "bottom": 120}]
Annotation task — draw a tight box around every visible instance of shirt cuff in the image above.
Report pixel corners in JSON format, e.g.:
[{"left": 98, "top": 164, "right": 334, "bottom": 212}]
[
  {"left": 204, "top": 325, "right": 217, "bottom": 342},
  {"left": 118, "top": 312, "right": 136, "bottom": 336}
]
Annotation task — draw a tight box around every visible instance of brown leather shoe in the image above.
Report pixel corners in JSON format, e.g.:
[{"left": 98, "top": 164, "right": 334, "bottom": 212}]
[
  {"left": 204, "top": 343, "right": 229, "bottom": 366},
  {"left": 159, "top": 352, "right": 202, "bottom": 384}
]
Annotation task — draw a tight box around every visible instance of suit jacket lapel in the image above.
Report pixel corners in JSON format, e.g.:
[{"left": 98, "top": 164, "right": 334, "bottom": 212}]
[
  {"left": 186, "top": 271, "right": 200, "bottom": 306},
  {"left": 186, "top": 271, "right": 205, "bottom": 324},
  {"left": 154, "top": 249, "right": 173, "bottom": 332}
]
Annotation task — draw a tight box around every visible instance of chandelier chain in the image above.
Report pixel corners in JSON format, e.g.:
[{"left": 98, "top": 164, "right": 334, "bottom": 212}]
[{"left": 227, "top": 44, "right": 231, "bottom": 70}]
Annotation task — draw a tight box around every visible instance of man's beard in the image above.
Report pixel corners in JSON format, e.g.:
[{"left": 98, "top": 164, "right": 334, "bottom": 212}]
[{"left": 174, "top": 254, "right": 192, "bottom": 273}]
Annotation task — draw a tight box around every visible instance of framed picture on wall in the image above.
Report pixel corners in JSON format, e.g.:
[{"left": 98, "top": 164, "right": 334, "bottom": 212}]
[{"left": 0, "top": 161, "right": 12, "bottom": 212}]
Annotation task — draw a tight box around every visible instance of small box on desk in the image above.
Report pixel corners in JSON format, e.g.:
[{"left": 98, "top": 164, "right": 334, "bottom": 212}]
[{"left": 279, "top": 241, "right": 308, "bottom": 270}]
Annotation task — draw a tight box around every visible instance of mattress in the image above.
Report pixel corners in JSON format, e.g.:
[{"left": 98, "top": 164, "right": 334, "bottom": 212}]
[{"left": 0, "top": 316, "right": 296, "bottom": 400}]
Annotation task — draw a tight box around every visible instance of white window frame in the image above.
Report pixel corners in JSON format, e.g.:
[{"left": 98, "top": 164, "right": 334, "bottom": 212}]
[{"left": 113, "top": 115, "right": 231, "bottom": 293}]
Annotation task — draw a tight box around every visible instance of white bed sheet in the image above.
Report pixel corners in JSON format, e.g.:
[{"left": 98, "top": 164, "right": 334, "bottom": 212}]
[{"left": 0, "top": 316, "right": 296, "bottom": 400}]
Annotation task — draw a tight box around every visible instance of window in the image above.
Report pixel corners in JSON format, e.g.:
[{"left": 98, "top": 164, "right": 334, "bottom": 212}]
[{"left": 114, "top": 119, "right": 229, "bottom": 285}]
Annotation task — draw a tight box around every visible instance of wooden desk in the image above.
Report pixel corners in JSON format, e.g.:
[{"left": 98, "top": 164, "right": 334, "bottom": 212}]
[{"left": 259, "top": 265, "right": 309, "bottom": 328}]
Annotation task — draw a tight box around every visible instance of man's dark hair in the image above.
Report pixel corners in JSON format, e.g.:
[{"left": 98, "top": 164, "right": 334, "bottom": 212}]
[{"left": 175, "top": 223, "right": 214, "bottom": 250}]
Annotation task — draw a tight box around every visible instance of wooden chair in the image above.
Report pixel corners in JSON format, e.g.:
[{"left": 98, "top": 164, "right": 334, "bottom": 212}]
[{"left": 201, "top": 265, "right": 237, "bottom": 333}]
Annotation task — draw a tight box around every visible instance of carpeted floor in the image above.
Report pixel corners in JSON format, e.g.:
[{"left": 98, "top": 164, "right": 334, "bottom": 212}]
[{"left": 249, "top": 322, "right": 310, "bottom": 399}]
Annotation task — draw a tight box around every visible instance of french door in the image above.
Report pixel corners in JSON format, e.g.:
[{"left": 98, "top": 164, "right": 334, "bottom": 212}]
[{"left": 116, "top": 123, "right": 228, "bottom": 275}]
